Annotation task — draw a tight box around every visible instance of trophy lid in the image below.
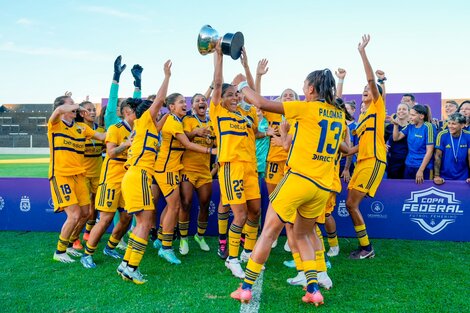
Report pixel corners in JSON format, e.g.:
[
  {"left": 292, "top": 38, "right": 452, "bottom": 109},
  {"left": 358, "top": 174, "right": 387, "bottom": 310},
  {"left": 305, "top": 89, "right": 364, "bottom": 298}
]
[{"left": 221, "top": 32, "right": 244, "bottom": 60}]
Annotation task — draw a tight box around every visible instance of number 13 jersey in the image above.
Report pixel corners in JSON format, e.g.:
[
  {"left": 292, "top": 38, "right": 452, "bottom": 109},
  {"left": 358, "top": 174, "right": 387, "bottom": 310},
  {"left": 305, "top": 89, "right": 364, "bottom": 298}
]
[{"left": 283, "top": 100, "right": 345, "bottom": 191}]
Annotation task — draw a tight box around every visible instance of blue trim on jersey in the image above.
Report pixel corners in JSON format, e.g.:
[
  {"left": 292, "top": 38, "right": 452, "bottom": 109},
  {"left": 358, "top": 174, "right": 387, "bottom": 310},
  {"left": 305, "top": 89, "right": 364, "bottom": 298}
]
[
  {"left": 286, "top": 121, "right": 299, "bottom": 167},
  {"left": 133, "top": 130, "right": 149, "bottom": 166},
  {"left": 121, "top": 120, "right": 132, "bottom": 132},
  {"left": 53, "top": 133, "right": 86, "bottom": 142},
  {"left": 219, "top": 131, "right": 248, "bottom": 136},
  {"left": 218, "top": 116, "right": 247, "bottom": 124},
  {"left": 53, "top": 147, "right": 84, "bottom": 154},
  {"left": 84, "top": 153, "right": 102, "bottom": 158},
  {"left": 289, "top": 170, "right": 331, "bottom": 192}
]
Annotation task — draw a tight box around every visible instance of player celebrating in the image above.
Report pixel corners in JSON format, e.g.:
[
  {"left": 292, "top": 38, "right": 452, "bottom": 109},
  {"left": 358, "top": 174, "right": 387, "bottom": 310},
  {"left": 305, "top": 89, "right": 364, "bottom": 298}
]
[
  {"left": 48, "top": 95, "right": 105, "bottom": 263},
  {"left": 346, "top": 35, "right": 386, "bottom": 259}
]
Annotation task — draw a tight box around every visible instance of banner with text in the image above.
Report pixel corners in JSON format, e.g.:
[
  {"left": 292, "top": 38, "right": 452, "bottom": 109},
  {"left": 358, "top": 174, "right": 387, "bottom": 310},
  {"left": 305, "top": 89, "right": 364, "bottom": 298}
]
[{"left": 0, "top": 178, "right": 467, "bottom": 241}]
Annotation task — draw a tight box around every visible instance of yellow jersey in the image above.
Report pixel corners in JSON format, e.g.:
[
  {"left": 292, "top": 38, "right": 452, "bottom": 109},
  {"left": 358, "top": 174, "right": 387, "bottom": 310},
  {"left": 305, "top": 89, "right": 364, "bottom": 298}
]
[
  {"left": 181, "top": 115, "right": 214, "bottom": 174},
  {"left": 354, "top": 96, "right": 387, "bottom": 163},
  {"left": 78, "top": 122, "right": 105, "bottom": 178},
  {"left": 283, "top": 100, "right": 345, "bottom": 191},
  {"left": 47, "top": 119, "right": 95, "bottom": 179},
  {"left": 155, "top": 113, "right": 185, "bottom": 173},
  {"left": 264, "top": 111, "right": 289, "bottom": 162},
  {"left": 240, "top": 105, "right": 259, "bottom": 163},
  {"left": 126, "top": 110, "right": 159, "bottom": 174},
  {"left": 99, "top": 120, "right": 132, "bottom": 184},
  {"left": 209, "top": 101, "right": 251, "bottom": 163}
]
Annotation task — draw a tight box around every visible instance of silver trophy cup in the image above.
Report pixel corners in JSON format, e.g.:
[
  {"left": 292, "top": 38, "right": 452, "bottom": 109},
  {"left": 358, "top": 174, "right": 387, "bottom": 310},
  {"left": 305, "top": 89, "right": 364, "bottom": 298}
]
[{"left": 197, "top": 25, "right": 244, "bottom": 60}]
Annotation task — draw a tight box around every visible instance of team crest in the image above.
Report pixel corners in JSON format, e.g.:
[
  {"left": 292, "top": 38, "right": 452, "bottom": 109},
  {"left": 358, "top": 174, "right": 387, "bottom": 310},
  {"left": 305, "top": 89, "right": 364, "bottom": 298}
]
[
  {"left": 20, "top": 196, "right": 31, "bottom": 212},
  {"left": 107, "top": 201, "right": 112, "bottom": 208},
  {"left": 402, "top": 187, "right": 463, "bottom": 235},
  {"left": 65, "top": 195, "right": 70, "bottom": 201},
  {"left": 236, "top": 192, "right": 242, "bottom": 199},
  {"left": 337, "top": 200, "right": 349, "bottom": 217},
  {"left": 269, "top": 173, "right": 274, "bottom": 179},
  {"left": 77, "top": 128, "right": 82, "bottom": 134},
  {"left": 208, "top": 201, "right": 216, "bottom": 216}
]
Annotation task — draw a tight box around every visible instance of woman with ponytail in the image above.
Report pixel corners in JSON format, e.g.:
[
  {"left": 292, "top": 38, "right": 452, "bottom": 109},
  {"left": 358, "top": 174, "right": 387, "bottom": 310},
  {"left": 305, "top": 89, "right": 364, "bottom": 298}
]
[
  {"left": 80, "top": 97, "right": 139, "bottom": 269},
  {"left": 392, "top": 104, "right": 435, "bottom": 183},
  {"left": 230, "top": 62, "right": 345, "bottom": 305}
]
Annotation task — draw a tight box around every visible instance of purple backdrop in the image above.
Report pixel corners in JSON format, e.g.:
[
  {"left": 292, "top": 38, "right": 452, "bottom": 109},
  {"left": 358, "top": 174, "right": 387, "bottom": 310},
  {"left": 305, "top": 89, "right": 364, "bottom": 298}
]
[
  {"left": 101, "top": 92, "right": 442, "bottom": 119},
  {"left": 0, "top": 178, "right": 467, "bottom": 241}
]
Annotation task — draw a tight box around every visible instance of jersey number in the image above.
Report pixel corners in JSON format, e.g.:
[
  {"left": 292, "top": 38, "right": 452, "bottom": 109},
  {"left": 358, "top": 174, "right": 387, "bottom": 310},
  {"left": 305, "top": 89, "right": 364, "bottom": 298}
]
[
  {"left": 107, "top": 189, "right": 116, "bottom": 200},
  {"left": 269, "top": 162, "right": 278, "bottom": 174},
  {"left": 233, "top": 179, "right": 244, "bottom": 192},
  {"left": 60, "top": 184, "right": 71, "bottom": 195},
  {"left": 317, "top": 120, "right": 343, "bottom": 155}
]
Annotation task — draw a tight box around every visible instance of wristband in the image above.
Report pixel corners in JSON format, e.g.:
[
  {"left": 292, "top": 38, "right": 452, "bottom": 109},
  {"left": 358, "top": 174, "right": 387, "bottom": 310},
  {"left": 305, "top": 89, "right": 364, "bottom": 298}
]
[
  {"left": 237, "top": 81, "right": 249, "bottom": 92},
  {"left": 378, "top": 77, "right": 387, "bottom": 84},
  {"left": 113, "top": 72, "right": 121, "bottom": 83},
  {"left": 337, "top": 79, "right": 344, "bottom": 84},
  {"left": 134, "top": 79, "right": 142, "bottom": 89}
]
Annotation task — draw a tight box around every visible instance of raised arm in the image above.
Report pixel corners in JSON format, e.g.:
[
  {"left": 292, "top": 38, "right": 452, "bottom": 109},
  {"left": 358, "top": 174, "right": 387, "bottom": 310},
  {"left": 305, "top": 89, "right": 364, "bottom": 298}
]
[
  {"left": 131, "top": 64, "right": 143, "bottom": 99},
  {"left": 105, "top": 56, "right": 127, "bottom": 129},
  {"left": 211, "top": 41, "right": 223, "bottom": 106},
  {"left": 240, "top": 47, "right": 255, "bottom": 90},
  {"left": 358, "top": 35, "right": 380, "bottom": 103},
  {"left": 238, "top": 82, "right": 284, "bottom": 114},
  {"left": 376, "top": 70, "right": 386, "bottom": 105},
  {"left": 255, "top": 59, "right": 269, "bottom": 93},
  {"left": 204, "top": 81, "right": 214, "bottom": 100},
  {"left": 149, "top": 60, "right": 172, "bottom": 120},
  {"left": 392, "top": 119, "right": 406, "bottom": 141},
  {"left": 49, "top": 103, "right": 82, "bottom": 124},
  {"left": 335, "top": 68, "right": 346, "bottom": 99}
]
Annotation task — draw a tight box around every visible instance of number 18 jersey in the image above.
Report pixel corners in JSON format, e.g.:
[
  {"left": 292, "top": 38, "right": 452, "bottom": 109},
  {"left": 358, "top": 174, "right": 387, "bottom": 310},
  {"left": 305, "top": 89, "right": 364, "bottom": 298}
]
[{"left": 283, "top": 100, "right": 345, "bottom": 191}]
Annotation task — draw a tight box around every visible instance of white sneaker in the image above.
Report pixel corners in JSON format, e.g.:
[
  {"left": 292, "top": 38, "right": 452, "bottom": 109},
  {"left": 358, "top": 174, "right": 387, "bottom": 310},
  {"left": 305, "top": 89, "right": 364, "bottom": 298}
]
[
  {"left": 66, "top": 247, "right": 83, "bottom": 257},
  {"left": 287, "top": 271, "right": 307, "bottom": 287},
  {"left": 179, "top": 238, "right": 189, "bottom": 255},
  {"left": 53, "top": 252, "right": 76, "bottom": 263},
  {"left": 194, "top": 234, "right": 210, "bottom": 251},
  {"left": 116, "top": 238, "right": 127, "bottom": 251},
  {"left": 327, "top": 246, "right": 340, "bottom": 257},
  {"left": 318, "top": 271, "right": 333, "bottom": 290},
  {"left": 240, "top": 250, "right": 251, "bottom": 263},
  {"left": 225, "top": 258, "right": 245, "bottom": 279},
  {"left": 284, "top": 240, "right": 291, "bottom": 252},
  {"left": 271, "top": 239, "right": 278, "bottom": 248}
]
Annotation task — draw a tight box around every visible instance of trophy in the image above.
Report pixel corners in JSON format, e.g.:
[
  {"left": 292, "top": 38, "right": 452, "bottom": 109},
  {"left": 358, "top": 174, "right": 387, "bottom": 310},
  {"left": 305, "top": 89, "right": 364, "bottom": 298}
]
[{"left": 197, "top": 25, "right": 244, "bottom": 60}]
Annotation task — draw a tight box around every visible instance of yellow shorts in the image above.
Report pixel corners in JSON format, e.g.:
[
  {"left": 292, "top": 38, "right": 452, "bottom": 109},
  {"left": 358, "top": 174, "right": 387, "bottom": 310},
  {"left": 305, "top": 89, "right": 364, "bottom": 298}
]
[
  {"left": 265, "top": 161, "right": 286, "bottom": 186},
  {"left": 218, "top": 161, "right": 260, "bottom": 205},
  {"left": 270, "top": 171, "right": 330, "bottom": 223},
  {"left": 154, "top": 170, "right": 181, "bottom": 198},
  {"left": 122, "top": 167, "right": 154, "bottom": 214},
  {"left": 181, "top": 170, "right": 212, "bottom": 189},
  {"left": 317, "top": 192, "right": 336, "bottom": 224},
  {"left": 348, "top": 158, "right": 386, "bottom": 197},
  {"left": 85, "top": 176, "right": 100, "bottom": 194},
  {"left": 95, "top": 181, "right": 125, "bottom": 213},
  {"left": 50, "top": 174, "right": 90, "bottom": 212}
]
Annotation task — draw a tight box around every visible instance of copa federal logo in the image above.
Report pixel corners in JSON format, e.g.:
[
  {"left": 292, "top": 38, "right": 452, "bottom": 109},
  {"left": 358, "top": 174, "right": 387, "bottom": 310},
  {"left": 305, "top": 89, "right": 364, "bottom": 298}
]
[{"left": 402, "top": 187, "right": 463, "bottom": 235}]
